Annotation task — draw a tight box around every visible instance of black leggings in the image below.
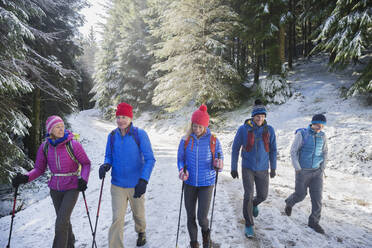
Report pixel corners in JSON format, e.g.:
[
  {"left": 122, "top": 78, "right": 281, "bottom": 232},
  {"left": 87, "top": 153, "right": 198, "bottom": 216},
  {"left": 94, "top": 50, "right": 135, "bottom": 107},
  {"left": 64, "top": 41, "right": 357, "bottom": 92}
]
[{"left": 184, "top": 184, "right": 214, "bottom": 242}]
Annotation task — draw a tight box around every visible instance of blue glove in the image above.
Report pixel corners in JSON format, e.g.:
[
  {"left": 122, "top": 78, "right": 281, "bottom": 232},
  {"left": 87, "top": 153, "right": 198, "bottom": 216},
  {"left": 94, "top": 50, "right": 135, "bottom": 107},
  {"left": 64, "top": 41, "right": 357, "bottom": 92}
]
[
  {"left": 99, "top": 164, "right": 111, "bottom": 179},
  {"left": 133, "top": 179, "right": 148, "bottom": 198}
]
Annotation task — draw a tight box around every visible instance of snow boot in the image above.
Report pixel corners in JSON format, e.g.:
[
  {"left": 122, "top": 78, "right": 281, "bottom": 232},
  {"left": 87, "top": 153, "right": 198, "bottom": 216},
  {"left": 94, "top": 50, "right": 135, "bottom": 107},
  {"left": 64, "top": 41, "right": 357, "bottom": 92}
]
[
  {"left": 308, "top": 222, "right": 325, "bottom": 234},
  {"left": 202, "top": 229, "right": 211, "bottom": 248},
  {"left": 136, "top": 232, "right": 146, "bottom": 246},
  {"left": 190, "top": 241, "right": 200, "bottom": 248},
  {"left": 245, "top": 226, "right": 255, "bottom": 238},
  {"left": 285, "top": 204, "right": 292, "bottom": 216},
  {"left": 253, "top": 206, "right": 259, "bottom": 217}
]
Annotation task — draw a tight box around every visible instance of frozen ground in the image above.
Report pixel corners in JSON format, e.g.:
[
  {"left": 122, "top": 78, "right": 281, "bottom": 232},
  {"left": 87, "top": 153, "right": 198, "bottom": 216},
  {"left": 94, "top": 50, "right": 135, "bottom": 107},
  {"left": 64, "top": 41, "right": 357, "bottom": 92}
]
[{"left": 0, "top": 57, "right": 371, "bottom": 247}]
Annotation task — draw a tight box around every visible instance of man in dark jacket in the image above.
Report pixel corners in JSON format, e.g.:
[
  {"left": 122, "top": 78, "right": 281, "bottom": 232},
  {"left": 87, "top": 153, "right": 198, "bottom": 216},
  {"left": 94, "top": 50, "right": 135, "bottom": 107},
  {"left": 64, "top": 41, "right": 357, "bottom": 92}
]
[
  {"left": 99, "top": 102, "right": 156, "bottom": 248},
  {"left": 284, "top": 114, "right": 328, "bottom": 234},
  {"left": 231, "top": 99, "right": 277, "bottom": 238}
]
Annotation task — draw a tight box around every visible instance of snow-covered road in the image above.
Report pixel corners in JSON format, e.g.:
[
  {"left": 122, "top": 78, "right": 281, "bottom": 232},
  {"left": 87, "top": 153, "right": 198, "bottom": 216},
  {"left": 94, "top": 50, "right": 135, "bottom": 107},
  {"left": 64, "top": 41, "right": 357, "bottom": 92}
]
[{"left": 1, "top": 57, "right": 372, "bottom": 247}]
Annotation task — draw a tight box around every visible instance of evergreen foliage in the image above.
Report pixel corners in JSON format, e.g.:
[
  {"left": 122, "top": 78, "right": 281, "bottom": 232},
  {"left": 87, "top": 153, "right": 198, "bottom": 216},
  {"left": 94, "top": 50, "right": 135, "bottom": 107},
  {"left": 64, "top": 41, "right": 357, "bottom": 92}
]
[
  {"left": 92, "top": 0, "right": 154, "bottom": 119},
  {"left": 0, "top": 0, "right": 89, "bottom": 183},
  {"left": 149, "top": 0, "right": 242, "bottom": 112}
]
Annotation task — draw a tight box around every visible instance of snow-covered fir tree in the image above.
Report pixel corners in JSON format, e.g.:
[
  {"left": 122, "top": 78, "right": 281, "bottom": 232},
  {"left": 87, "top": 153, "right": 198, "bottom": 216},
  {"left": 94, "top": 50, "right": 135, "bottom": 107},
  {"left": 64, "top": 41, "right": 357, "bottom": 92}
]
[
  {"left": 92, "top": 0, "right": 154, "bottom": 118},
  {"left": 148, "top": 0, "right": 243, "bottom": 112},
  {"left": 314, "top": 0, "right": 371, "bottom": 98}
]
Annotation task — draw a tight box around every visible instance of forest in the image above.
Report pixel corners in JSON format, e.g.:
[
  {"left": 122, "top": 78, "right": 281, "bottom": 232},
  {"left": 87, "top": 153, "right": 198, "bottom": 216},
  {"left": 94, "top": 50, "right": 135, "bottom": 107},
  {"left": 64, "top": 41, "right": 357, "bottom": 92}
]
[{"left": 0, "top": 0, "right": 371, "bottom": 184}]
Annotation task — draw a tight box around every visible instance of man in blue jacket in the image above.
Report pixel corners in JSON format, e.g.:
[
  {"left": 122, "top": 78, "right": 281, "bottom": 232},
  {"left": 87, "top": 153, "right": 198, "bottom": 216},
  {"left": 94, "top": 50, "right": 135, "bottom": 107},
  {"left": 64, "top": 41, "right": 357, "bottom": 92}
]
[
  {"left": 231, "top": 99, "right": 277, "bottom": 238},
  {"left": 99, "top": 102, "right": 156, "bottom": 248},
  {"left": 284, "top": 114, "right": 328, "bottom": 234}
]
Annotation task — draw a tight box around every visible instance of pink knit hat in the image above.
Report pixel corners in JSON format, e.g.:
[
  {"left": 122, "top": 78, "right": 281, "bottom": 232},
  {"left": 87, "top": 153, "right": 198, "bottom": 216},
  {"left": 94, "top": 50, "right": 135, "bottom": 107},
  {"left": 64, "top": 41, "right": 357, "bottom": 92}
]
[
  {"left": 46, "top": 115, "right": 64, "bottom": 134},
  {"left": 191, "top": 104, "right": 209, "bottom": 127}
]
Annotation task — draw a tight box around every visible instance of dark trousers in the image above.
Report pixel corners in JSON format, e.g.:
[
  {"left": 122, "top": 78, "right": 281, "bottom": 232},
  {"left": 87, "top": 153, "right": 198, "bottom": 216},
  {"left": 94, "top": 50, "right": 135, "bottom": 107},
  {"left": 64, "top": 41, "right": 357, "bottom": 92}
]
[
  {"left": 184, "top": 184, "right": 214, "bottom": 242},
  {"left": 285, "top": 168, "right": 323, "bottom": 225},
  {"left": 242, "top": 168, "right": 269, "bottom": 227},
  {"left": 50, "top": 189, "right": 79, "bottom": 248}
]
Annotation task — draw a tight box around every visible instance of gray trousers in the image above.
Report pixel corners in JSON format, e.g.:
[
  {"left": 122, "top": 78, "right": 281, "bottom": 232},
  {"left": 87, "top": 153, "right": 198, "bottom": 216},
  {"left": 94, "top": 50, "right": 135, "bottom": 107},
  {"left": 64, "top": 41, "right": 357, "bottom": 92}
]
[
  {"left": 242, "top": 168, "right": 269, "bottom": 227},
  {"left": 184, "top": 184, "right": 214, "bottom": 242},
  {"left": 50, "top": 189, "right": 79, "bottom": 248},
  {"left": 285, "top": 168, "right": 323, "bottom": 225}
]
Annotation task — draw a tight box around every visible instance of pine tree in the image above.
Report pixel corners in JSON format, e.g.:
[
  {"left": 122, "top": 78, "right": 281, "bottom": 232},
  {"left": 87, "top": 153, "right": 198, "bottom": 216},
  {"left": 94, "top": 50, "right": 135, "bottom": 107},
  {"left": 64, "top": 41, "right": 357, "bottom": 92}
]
[
  {"left": 313, "top": 0, "right": 371, "bottom": 97},
  {"left": 92, "top": 0, "right": 154, "bottom": 118},
  {"left": 149, "top": 0, "right": 242, "bottom": 112}
]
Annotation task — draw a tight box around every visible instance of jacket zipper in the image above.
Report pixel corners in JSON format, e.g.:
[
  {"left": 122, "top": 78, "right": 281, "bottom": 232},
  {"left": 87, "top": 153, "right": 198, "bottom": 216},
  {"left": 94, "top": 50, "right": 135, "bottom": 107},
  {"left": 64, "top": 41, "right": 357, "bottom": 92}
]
[
  {"left": 312, "top": 134, "right": 316, "bottom": 168},
  {"left": 54, "top": 146, "right": 60, "bottom": 191},
  {"left": 196, "top": 138, "right": 199, "bottom": 186}
]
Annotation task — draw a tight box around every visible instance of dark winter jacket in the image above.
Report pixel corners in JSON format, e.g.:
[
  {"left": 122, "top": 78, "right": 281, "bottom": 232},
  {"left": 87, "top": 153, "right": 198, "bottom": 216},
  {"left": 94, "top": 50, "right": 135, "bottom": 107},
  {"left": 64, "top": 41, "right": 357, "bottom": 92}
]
[
  {"left": 177, "top": 128, "right": 224, "bottom": 187},
  {"left": 104, "top": 125, "right": 155, "bottom": 188},
  {"left": 231, "top": 119, "right": 277, "bottom": 171}
]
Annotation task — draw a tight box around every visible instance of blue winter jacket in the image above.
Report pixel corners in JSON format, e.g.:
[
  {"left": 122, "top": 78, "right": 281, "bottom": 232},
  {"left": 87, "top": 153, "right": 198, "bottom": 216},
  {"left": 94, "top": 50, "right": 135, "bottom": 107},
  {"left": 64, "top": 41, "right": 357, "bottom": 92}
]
[
  {"left": 177, "top": 128, "right": 224, "bottom": 187},
  {"left": 104, "top": 125, "right": 156, "bottom": 188},
  {"left": 297, "top": 126, "right": 325, "bottom": 169},
  {"left": 231, "top": 120, "right": 277, "bottom": 171}
]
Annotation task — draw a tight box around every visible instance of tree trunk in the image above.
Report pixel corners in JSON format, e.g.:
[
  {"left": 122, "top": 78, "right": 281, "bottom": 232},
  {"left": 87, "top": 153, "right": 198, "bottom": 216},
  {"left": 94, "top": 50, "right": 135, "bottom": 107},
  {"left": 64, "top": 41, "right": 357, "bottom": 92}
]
[
  {"left": 254, "top": 49, "right": 260, "bottom": 85},
  {"left": 293, "top": 0, "right": 297, "bottom": 58},
  {"left": 279, "top": 24, "right": 285, "bottom": 69},
  {"left": 29, "top": 88, "right": 41, "bottom": 160},
  {"left": 288, "top": 0, "right": 293, "bottom": 69}
]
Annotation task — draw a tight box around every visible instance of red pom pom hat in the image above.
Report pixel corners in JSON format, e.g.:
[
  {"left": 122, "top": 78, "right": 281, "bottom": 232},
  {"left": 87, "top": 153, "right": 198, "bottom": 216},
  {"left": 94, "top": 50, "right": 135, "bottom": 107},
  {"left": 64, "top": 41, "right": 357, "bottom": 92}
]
[
  {"left": 116, "top": 102, "right": 133, "bottom": 118},
  {"left": 191, "top": 104, "right": 210, "bottom": 127}
]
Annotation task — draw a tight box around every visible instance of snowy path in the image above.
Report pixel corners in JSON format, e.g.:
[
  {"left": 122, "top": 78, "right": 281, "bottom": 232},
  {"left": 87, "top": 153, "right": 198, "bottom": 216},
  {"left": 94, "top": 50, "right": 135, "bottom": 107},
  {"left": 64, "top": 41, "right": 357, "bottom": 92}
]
[{"left": 1, "top": 57, "right": 372, "bottom": 247}]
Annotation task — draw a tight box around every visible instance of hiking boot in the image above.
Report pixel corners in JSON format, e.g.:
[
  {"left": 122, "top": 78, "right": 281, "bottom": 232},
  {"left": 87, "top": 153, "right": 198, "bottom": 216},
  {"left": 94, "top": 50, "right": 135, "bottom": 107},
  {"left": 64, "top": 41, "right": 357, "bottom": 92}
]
[
  {"left": 190, "top": 241, "right": 200, "bottom": 248},
  {"left": 308, "top": 222, "right": 325, "bottom": 234},
  {"left": 285, "top": 205, "right": 292, "bottom": 216},
  {"left": 202, "top": 229, "right": 211, "bottom": 248},
  {"left": 136, "top": 232, "right": 146, "bottom": 246},
  {"left": 245, "top": 225, "right": 255, "bottom": 238},
  {"left": 253, "top": 206, "right": 259, "bottom": 217}
]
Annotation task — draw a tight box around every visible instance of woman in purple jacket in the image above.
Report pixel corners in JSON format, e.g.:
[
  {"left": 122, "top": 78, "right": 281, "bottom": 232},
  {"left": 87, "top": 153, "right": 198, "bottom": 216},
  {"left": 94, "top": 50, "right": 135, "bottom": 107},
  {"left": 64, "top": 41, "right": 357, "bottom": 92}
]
[
  {"left": 177, "top": 105, "right": 223, "bottom": 248},
  {"left": 12, "top": 115, "right": 91, "bottom": 248}
]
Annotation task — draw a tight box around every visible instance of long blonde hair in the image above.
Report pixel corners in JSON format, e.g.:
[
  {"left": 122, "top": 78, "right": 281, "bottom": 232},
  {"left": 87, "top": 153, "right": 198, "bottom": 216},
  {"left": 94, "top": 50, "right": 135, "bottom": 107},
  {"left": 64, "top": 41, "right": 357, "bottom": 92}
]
[{"left": 184, "top": 122, "right": 206, "bottom": 140}]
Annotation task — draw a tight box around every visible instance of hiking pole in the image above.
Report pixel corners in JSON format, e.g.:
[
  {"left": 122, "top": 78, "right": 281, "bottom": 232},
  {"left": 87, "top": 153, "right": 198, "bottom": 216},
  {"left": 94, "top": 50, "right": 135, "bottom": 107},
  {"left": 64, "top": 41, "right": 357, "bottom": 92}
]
[
  {"left": 82, "top": 191, "right": 97, "bottom": 248},
  {"left": 92, "top": 175, "right": 105, "bottom": 248},
  {"left": 176, "top": 165, "right": 187, "bottom": 248},
  {"left": 209, "top": 153, "right": 221, "bottom": 248},
  {"left": 6, "top": 186, "right": 18, "bottom": 248}
]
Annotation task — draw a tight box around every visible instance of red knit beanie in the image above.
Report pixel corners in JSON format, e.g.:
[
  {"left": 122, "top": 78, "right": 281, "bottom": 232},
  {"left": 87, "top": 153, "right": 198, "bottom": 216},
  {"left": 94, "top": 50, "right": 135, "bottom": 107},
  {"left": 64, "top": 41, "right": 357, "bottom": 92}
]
[
  {"left": 191, "top": 104, "right": 209, "bottom": 127},
  {"left": 116, "top": 102, "right": 133, "bottom": 118}
]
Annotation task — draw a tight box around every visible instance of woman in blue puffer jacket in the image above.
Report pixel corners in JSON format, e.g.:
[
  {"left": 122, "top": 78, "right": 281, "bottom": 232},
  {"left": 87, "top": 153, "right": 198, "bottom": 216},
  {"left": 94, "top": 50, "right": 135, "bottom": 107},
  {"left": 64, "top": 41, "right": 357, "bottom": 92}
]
[{"left": 177, "top": 105, "right": 224, "bottom": 248}]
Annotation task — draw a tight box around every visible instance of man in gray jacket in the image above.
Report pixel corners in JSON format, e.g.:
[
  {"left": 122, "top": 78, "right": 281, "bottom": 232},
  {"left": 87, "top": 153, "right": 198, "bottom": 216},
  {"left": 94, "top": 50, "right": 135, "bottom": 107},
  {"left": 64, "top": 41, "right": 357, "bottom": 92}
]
[{"left": 284, "top": 114, "right": 328, "bottom": 234}]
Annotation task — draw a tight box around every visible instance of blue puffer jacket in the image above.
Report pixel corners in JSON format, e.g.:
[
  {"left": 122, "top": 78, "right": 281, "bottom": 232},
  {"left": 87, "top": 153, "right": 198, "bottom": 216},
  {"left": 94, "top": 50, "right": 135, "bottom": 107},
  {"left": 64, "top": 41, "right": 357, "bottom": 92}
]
[
  {"left": 298, "top": 126, "right": 325, "bottom": 169},
  {"left": 177, "top": 128, "right": 223, "bottom": 187},
  {"left": 104, "top": 125, "right": 156, "bottom": 188},
  {"left": 231, "top": 119, "right": 277, "bottom": 171}
]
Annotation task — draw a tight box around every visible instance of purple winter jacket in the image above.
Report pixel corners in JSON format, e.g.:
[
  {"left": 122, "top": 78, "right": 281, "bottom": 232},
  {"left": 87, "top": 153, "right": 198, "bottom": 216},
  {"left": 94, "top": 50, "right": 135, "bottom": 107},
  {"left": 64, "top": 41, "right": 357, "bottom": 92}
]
[{"left": 27, "top": 131, "right": 91, "bottom": 191}]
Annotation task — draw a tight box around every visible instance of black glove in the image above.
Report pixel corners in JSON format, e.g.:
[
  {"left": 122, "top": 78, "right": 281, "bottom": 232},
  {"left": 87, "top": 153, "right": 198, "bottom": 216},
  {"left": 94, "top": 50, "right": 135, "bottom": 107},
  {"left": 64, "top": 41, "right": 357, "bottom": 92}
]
[
  {"left": 270, "top": 169, "right": 276, "bottom": 178},
  {"left": 133, "top": 179, "right": 148, "bottom": 198},
  {"left": 99, "top": 163, "right": 111, "bottom": 179},
  {"left": 231, "top": 170, "right": 239, "bottom": 179},
  {"left": 12, "top": 173, "right": 29, "bottom": 188},
  {"left": 77, "top": 178, "right": 87, "bottom": 192}
]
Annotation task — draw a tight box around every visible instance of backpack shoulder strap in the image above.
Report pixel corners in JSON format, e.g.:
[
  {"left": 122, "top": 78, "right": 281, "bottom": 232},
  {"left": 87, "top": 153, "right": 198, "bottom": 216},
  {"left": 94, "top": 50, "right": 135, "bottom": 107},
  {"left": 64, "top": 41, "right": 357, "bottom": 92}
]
[
  {"left": 210, "top": 134, "right": 217, "bottom": 162},
  {"left": 43, "top": 141, "right": 49, "bottom": 163},
  {"left": 110, "top": 129, "right": 116, "bottom": 152},
  {"left": 132, "top": 126, "right": 140, "bottom": 147},
  {"left": 66, "top": 141, "right": 82, "bottom": 176},
  {"left": 184, "top": 136, "right": 194, "bottom": 151}
]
